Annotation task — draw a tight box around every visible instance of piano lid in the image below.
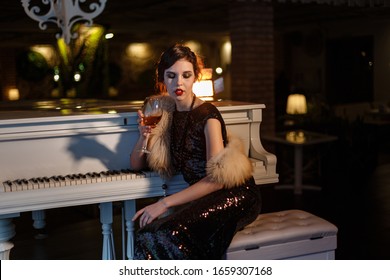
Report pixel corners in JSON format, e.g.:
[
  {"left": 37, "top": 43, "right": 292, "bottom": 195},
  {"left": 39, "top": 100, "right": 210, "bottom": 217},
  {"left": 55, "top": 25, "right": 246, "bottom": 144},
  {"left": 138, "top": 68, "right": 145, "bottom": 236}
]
[
  {"left": 0, "top": 99, "right": 144, "bottom": 120},
  {"left": 0, "top": 98, "right": 265, "bottom": 121}
]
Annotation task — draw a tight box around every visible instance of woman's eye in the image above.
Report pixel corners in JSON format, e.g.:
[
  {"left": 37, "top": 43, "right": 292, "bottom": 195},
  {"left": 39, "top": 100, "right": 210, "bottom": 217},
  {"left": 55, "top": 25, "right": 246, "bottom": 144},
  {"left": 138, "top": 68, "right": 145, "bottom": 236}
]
[
  {"left": 183, "top": 73, "right": 192, "bottom": 79},
  {"left": 167, "top": 73, "right": 176, "bottom": 79}
]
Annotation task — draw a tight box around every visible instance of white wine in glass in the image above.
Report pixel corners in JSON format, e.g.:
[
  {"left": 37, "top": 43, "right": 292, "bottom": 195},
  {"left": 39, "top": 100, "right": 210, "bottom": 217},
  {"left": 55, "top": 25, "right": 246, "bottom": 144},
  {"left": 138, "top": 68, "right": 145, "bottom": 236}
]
[{"left": 139, "top": 96, "right": 163, "bottom": 153}]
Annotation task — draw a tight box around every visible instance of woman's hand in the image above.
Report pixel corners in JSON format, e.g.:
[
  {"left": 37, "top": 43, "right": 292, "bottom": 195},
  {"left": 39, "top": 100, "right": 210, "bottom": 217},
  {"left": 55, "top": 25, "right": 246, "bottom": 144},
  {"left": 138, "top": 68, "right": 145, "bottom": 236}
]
[{"left": 132, "top": 199, "right": 169, "bottom": 228}]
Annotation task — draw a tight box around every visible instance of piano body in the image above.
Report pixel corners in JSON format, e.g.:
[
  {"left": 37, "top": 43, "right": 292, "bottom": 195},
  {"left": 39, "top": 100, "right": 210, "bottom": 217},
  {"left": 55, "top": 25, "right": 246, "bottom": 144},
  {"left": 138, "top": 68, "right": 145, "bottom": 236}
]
[{"left": 0, "top": 99, "right": 278, "bottom": 259}]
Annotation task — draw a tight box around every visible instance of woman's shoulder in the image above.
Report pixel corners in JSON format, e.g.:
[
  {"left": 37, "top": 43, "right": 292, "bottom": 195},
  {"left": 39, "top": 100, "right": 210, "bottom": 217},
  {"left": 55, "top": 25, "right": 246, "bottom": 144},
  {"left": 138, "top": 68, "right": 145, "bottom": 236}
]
[
  {"left": 192, "top": 102, "right": 224, "bottom": 123},
  {"left": 195, "top": 102, "right": 219, "bottom": 114}
]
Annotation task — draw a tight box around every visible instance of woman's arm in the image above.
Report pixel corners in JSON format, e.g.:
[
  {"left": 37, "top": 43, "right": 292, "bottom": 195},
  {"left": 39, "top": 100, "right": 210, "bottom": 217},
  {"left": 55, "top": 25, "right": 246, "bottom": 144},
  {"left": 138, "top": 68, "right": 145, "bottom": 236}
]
[{"left": 133, "top": 118, "right": 225, "bottom": 227}]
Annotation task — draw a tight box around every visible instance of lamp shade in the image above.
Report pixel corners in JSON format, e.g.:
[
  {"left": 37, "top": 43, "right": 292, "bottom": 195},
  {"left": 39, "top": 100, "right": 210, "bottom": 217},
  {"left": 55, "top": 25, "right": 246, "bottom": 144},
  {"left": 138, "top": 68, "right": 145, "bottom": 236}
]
[
  {"left": 193, "top": 80, "right": 214, "bottom": 97},
  {"left": 193, "top": 68, "right": 214, "bottom": 99},
  {"left": 286, "top": 94, "right": 307, "bottom": 114}
]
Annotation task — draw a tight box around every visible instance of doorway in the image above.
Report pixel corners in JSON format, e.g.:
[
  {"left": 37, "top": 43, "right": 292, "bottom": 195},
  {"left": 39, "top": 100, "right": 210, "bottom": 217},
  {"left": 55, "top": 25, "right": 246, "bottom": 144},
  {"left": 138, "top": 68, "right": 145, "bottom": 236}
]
[{"left": 325, "top": 36, "right": 373, "bottom": 105}]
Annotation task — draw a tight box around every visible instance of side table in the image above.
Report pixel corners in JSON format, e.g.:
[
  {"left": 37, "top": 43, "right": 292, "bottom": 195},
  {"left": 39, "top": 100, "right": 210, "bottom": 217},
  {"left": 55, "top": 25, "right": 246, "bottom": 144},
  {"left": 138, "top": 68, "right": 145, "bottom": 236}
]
[{"left": 262, "top": 130, "right": 337, "bottom": 195}]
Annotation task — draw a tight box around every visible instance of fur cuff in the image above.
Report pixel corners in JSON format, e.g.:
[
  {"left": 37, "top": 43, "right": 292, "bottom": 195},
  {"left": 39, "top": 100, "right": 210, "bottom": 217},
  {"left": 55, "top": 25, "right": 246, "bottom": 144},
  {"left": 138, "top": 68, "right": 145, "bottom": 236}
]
[{"left": 206, "top": 132, "right": 253, "bottom": 189}]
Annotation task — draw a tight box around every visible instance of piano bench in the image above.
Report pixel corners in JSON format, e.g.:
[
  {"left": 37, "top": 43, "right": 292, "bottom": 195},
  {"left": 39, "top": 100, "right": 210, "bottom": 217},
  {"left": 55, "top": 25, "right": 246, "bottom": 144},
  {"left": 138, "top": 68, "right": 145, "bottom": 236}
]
[{"left": 225, "top": 209, "right": 338, "bottom": 260}]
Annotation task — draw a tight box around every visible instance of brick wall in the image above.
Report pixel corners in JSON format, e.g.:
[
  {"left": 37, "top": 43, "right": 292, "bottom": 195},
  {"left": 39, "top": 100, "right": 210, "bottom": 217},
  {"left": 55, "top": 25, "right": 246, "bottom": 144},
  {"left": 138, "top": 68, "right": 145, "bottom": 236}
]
[{"left": 229, "top": 0, "right": 275, "bottom": 136}]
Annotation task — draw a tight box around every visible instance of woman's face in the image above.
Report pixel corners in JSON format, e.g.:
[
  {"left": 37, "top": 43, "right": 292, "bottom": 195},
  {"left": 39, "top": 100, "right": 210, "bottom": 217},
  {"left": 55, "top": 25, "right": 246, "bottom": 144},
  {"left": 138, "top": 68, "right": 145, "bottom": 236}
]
[{"left": 164, "top": 59, "right": 196, "bottom": 102}]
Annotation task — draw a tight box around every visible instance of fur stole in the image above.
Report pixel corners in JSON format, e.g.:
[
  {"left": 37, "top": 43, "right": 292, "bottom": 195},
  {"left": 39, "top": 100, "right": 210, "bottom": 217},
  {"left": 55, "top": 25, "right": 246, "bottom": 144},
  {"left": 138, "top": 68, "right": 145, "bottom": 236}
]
[
  {"left": 146, "top": 96, "right": 253, "bottom": 188},
  {"left": 146, "top": 95, "right": 176, "bottom": 179}
]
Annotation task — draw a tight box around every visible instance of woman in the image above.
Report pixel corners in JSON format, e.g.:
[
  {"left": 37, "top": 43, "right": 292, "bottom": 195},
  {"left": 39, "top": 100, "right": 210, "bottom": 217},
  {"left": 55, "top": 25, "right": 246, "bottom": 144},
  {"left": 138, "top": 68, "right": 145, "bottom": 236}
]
[{"left": 130, "top": 44, "right": 261, "bottom": 259}]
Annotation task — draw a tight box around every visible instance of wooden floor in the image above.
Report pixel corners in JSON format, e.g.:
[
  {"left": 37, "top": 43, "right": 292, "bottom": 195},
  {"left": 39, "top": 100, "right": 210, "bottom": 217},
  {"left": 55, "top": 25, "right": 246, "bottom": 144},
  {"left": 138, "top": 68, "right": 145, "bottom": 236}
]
[{"left": 8, "top": 131, "right": 390, "bottom": 260}]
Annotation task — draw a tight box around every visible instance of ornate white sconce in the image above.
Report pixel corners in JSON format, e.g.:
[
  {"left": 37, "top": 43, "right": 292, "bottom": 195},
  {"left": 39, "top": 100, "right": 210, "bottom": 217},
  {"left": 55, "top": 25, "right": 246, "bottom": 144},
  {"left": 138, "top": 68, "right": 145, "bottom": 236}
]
[{"left": 21, "top": 0, "right": 107, "bottom": 44}]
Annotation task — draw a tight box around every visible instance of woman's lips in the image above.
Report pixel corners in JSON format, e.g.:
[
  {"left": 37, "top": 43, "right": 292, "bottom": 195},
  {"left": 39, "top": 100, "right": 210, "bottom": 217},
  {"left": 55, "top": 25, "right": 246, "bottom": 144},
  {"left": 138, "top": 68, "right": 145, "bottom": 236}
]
[{"left": 175, "top": 89, "right": 183, "bottom": 96}]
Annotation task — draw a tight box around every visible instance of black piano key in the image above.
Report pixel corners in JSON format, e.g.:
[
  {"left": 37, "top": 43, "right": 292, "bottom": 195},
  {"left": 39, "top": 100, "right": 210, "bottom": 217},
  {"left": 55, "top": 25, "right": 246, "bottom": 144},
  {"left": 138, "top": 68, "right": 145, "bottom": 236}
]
[
  {"left": 72, "top": 174, "right": 82, "bottom": 185},
  {"left": 29, "top": 178, "right": 39, "bottom": 190},
  {"left": 43, "top": 177, "right": 51, "bottom": 188},
  {"left": 65, "top": 175, "right": 76, "bottom": 186},
  {"left": 85, "top": 173, "right": 96, "bottom": 183},
  {"left": 134, "top": 171, "right": 146, "bottom": 178},
  {"left": 123, "top": 169, "right": 138, "bottom": 179},
  {"left": 14, "top": 179, "right": 24, "bottom": 191},
  {"left": 36, "top": 178, "right": 45, "bottom": 189},
  {"left": 110, "top": 170, "right": 121, "bottom": 181},
  {"left": 21, "top": 179, "right": 30, "bottom": 190},
  {"left": 50, "top": 176, "right": 60, "bottom": 188},
  {"left": 91, "top": 172, "right": 102, "bottom": 183},
  {"left": 78, "top": 173, "right": 87, "bottom": 184},
  {"left": 57, "top": 176, "right": 67, "bottom": 186},
  {"left": 99, "top": 171, "right": 111, "bottom": 182}
]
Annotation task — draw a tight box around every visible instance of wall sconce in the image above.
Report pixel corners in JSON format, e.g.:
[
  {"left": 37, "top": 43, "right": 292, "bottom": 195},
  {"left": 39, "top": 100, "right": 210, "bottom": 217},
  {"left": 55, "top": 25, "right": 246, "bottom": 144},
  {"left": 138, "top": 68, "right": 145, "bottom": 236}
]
[
  {"left": 193, "top": 68, "right": 214, "bottom": 100},
  {"left": 21, "top": 0, "right": 107, "bottom": 44},
  {"left": 7, "top": 88, "right": 20, "bottom": 101},
  {"left": 286, "top": 94, "right": 307, "bottom": 115}
]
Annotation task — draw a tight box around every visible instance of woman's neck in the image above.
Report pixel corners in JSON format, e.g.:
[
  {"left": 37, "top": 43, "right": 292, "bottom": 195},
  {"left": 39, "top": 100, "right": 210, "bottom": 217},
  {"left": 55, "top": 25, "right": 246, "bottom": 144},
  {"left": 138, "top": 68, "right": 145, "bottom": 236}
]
[{"left": 176, "top": 94, "right": 197, "bottom": 111}]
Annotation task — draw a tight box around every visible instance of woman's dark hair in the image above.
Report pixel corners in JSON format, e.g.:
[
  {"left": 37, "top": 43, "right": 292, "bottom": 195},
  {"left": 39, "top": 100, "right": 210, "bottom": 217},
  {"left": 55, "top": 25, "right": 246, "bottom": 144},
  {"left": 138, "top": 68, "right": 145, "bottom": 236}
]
[{"left": 155, "top": 43, "right": 203, "bottom": 93}]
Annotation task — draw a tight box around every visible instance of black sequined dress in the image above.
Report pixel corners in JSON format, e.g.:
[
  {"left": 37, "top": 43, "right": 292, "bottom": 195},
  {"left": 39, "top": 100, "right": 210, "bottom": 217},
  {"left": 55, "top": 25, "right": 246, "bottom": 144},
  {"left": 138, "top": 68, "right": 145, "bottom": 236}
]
[{"left": 134, "top": 103, "right": 262, "bottom": 259}]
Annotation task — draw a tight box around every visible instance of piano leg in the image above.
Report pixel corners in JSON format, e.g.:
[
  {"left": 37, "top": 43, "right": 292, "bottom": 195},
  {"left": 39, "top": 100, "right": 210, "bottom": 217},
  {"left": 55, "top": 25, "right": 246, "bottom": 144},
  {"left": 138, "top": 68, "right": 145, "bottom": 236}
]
[
  {"left": 99, "top": 202, "right": 116, "bottom": 260},
  {"left": 123, "top": 199, "right": 136, "bottom": 260},
  {"left": 0, "top": 213, "right": 19, "bottom": 260},
  {"left": 31, "top": 210, "right": 47, "bottom": 239}
]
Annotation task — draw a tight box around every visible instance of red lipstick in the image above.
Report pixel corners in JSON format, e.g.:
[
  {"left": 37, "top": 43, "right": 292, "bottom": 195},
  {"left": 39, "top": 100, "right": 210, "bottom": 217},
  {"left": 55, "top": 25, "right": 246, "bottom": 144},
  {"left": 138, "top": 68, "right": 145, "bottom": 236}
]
[{"left": 175, "top": 89, "right": 183, "bottom": 96}]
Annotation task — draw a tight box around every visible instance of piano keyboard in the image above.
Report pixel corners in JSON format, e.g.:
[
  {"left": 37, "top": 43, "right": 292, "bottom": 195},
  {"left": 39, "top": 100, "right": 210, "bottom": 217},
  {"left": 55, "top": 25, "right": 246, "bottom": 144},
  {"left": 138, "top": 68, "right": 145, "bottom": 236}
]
[{"left": 2, "top": 169, "right": 154, "bottom": 193}]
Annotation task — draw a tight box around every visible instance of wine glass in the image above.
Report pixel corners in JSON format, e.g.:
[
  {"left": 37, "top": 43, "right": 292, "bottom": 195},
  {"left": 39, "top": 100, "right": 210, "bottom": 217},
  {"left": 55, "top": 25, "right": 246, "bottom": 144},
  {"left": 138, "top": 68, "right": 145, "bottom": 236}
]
[{"left": 139, "top": 96, "right": 163, "bottom": 153}]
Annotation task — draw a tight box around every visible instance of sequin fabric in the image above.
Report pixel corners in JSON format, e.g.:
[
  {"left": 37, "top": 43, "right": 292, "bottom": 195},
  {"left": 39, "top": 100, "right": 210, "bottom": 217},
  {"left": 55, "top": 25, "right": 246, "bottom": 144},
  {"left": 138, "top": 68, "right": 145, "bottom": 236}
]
[{"left": 134, "top": 103, "right": 262, "bottom": 260}]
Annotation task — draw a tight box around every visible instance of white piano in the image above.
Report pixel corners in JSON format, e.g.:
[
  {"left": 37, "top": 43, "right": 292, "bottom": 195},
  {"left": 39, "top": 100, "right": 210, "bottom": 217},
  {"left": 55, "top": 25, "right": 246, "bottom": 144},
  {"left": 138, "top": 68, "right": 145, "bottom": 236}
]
[{"left": 0, "top": 99, "right": 278, "bottom": 259}]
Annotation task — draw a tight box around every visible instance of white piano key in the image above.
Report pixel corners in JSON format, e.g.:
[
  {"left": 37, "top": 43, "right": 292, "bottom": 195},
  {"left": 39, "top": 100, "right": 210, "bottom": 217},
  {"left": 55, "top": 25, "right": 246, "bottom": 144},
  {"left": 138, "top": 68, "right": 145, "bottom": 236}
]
[
  {"left": 115, "top": 170, "right": 122, "bottom": 180},
  {"left": 36, "top": 178, "right": 45, "bottom": 189},
  {"left": 56, "top": 176, "right": 67, "bottom": 187},
  {"left": 113, "top": 170, "right": 122, "bottom": 181},
  {"left": 63, "top": 175, "right": 73, "bottom": 186},
  {"left": 122, "top": 169, "right": 134, "bottom": 180},
  {"left": 93, "top": 172, "right": 102, "bottom": 183},
  {"left": 50, "top": 176, "right": 60, "bottom": 188},
  {"left": 42, "top": 177, "right": 51, "bottom": 188},
  {"left": 29, "top": 178, "right": 39, "bottom": 190},
  {"left": 135, "top": 171, "right": 145, "bottom": 179},
  {"left": 78, "top": 174, "right": 87, "bottom": 185},
  {"left": 72, "top": 174, "right": 82, "bottom": 185},
  {"left": 85, "top": 173, "right": 95, "bottom": 183},
  {"left": 16, "top": 180, "right": 24, "bottom": 191},
  {"left": 2, "top": 180, "right": 12, "bottom": 192},
  {"left": 20, "top": 179, "right": 30, "bottom": 190},
  {"left": 14, "top": 180, "right": 23, "bottom": 191},
  {"left": 100, "top": 171, "right": 111, "bottom": 182},
  {"left": 65, "top": 175, "right": 76, "bottom": 186},
  {"left": 108, "top": 171, "right": 117, "bottom": 181},
  {"left": 24, "top": 179, "right": 34, "bottom": 190}
]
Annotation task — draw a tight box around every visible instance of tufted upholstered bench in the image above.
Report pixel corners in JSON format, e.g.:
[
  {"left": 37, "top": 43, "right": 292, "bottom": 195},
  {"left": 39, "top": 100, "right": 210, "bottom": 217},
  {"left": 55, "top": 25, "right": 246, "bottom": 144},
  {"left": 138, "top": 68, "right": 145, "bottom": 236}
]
[{"left": 225, "top": 209, "right": 338, "bottom": 260}]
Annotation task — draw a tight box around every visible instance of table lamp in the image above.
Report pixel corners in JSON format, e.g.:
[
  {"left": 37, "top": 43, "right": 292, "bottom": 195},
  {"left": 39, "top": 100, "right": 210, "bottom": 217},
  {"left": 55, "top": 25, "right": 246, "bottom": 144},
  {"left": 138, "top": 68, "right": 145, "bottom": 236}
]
[
  {"left": 193, "top": 68, "right": 214, "bottom": 101},
  {"left": 286, "top": 94, "right": 307, "bottom": 115}
]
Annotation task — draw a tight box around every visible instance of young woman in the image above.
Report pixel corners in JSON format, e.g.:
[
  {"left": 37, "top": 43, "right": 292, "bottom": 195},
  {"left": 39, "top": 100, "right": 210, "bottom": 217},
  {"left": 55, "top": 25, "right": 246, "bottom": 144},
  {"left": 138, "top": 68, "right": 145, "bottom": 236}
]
[{"left": 130, "top": 44, "right": 262, "bottom": 259}]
